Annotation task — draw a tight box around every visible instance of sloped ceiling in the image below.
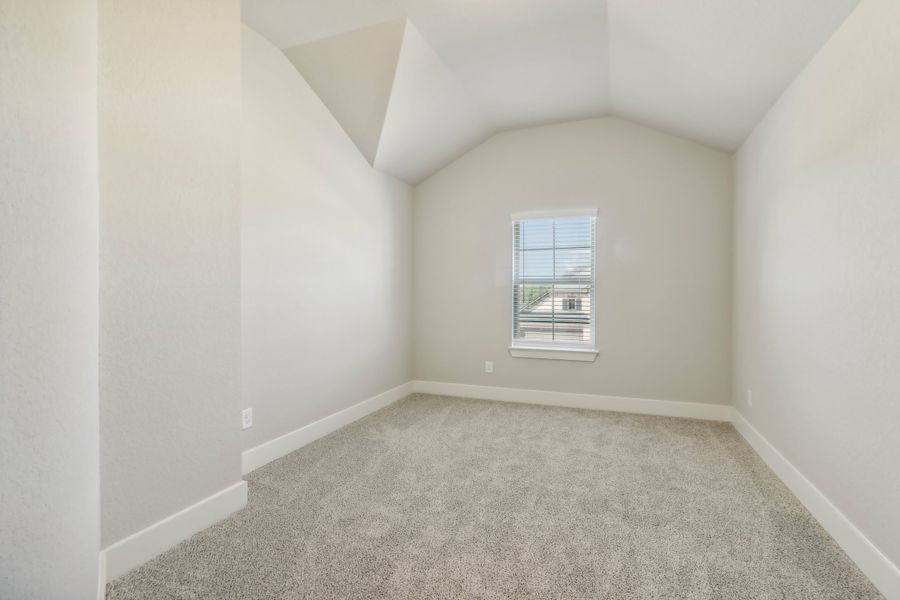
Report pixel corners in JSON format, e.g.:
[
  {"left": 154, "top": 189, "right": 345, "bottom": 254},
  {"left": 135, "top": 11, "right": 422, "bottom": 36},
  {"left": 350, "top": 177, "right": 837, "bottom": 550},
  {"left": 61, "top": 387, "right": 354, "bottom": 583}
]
[
  {"left": 374, "top": 22, "right": 492, "bottom": 183},
  {"left": 283, "top": 19, "right": 405, "bottom": 164},
  {"left": 242, "top": 0, "right": 861, "bottom": 184}
]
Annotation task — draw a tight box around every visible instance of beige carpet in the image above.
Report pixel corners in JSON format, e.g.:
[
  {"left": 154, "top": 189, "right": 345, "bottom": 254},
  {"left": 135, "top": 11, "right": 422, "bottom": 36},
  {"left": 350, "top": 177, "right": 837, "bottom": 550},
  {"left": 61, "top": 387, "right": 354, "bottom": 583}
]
[{"left": 107, "top": 394, "right": 883, "bottom": 599}]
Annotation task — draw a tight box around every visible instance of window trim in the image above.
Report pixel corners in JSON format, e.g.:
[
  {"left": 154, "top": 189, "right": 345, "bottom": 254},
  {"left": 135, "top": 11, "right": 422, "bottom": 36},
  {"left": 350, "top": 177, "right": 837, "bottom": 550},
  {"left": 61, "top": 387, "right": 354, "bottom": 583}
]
[
  {"left": 509, "top": 209, "right": 598, "bottom": 361},
  {"left": 508, "top": 345, "right": 599, "bottom": 362}
]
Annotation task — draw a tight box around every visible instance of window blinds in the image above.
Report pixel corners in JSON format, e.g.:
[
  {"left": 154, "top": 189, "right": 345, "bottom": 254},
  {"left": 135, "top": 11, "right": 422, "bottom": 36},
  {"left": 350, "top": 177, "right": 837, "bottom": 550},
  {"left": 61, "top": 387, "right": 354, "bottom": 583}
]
[{"left": 512, "top": 213, "right": 596, "bottom": 348}]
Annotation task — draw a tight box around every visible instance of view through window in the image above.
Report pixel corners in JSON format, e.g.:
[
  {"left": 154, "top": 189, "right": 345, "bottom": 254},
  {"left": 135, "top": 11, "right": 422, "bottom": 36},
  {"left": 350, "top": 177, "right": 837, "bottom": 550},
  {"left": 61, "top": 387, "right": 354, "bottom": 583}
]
[{"left": 512, "top": 212, "right": 596, "bottom": 349}]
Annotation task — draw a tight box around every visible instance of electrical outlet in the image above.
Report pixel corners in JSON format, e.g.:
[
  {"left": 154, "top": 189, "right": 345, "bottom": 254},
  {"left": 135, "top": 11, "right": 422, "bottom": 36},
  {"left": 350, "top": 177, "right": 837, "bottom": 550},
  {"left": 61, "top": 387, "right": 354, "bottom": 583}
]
[
  {"left": 241, "top": 408, "right": 253, "bottom": 430},
  {"left": 747, "top": 389, "right": 753, "bottom": 408},
  {"left": 484, "top": 361, "right": 494, "bottom": 374}
]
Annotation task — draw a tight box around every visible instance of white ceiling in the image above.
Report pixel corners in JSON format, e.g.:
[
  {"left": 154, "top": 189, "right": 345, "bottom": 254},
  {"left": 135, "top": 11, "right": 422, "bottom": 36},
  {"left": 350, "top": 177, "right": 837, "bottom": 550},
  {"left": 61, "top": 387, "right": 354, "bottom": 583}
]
[
  {"left": 283, "top": 19, "right": 405, "bottom": 164},
  {"left": 607, "top": 0, "right": 862, "bottom": 149},
  {"left": 242, "top": 0, "right": 861, "bottom": 183},
  {"left": 374, "top": 22, "right": 492, "bottom": 183}
]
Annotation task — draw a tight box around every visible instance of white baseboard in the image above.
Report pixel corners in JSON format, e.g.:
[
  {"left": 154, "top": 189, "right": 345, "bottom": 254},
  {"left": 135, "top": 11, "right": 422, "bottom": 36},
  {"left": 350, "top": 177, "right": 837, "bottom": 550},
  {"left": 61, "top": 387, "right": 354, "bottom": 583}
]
[
  {"left": 412, "top": 380, "right": 734, "bottom": 422},
  {"left": 97, "top": 549, "right": 107, "bottom": 600},
  {"left": 241, "top": 382, "right": 414, "bottom": 475},
  {"left": 101, "top": 480, "right": 248, "bottom": 584},
  {"left": 733, "top": 411, "right": 900, "bottom": 600}
]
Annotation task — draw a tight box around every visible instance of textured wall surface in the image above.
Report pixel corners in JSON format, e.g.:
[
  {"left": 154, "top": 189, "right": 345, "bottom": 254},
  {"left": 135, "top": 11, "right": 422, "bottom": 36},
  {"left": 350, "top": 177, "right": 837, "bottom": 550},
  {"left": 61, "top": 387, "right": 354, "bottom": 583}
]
[
  {"left": 99, "top": 0, "right": 243, "bottom": 547},
  {"left": 241, "top": 26, "right": 413, "bottom": 452},
  {"left": 414, "top": 117, "right": 733, "bottom": 405},
  {"left": 0, "top": 1, "right": 100, "bottom": 598},
  {"left": 733, "top": 0, "right": 900, "bottom": 569}
]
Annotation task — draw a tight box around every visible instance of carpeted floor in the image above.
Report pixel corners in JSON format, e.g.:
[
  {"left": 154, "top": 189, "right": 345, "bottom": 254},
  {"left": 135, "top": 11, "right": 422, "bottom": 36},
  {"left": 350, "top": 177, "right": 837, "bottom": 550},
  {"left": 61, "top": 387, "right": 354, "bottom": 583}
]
[{"left": 107, "top": 394, "right": 883, "bottom": 599}]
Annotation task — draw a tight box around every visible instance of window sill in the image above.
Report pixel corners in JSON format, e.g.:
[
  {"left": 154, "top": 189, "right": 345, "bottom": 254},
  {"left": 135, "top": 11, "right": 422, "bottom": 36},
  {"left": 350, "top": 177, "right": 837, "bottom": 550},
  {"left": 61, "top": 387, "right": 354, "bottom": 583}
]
[{"left": 508, "top": 346, "right": 598, "bottom": 362}]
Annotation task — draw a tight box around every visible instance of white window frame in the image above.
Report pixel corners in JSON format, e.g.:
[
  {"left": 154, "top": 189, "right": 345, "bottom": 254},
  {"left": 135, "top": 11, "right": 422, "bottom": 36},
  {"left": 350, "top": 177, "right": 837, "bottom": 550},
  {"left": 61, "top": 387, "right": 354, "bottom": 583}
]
[{"left": 509, "top": 209, "right": 598, "bottom": 362}]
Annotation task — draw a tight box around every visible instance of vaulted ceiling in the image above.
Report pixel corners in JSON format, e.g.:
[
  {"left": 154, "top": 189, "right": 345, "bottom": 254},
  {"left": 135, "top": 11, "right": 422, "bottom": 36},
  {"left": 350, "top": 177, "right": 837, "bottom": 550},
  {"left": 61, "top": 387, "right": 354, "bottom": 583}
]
[{"left": 242, "top": 0, "right": 861, "bottom": 184}]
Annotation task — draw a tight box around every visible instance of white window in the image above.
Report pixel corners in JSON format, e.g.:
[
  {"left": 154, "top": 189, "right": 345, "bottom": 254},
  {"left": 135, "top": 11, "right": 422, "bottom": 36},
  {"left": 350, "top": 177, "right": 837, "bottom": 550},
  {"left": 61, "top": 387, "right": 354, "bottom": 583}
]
[
  {"left": 510, "top": 210, "right": 598, "bottom": 361},
  {"left": 563, "top": 298, "right": 582, "bottom": 311}
]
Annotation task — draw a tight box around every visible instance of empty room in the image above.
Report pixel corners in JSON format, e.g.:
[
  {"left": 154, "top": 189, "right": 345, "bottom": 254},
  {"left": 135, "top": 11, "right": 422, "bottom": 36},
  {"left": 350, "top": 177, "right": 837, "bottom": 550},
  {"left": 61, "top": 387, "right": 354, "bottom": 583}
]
[{"left": 2, "top": 0, "right": 899, "bottom": 598}]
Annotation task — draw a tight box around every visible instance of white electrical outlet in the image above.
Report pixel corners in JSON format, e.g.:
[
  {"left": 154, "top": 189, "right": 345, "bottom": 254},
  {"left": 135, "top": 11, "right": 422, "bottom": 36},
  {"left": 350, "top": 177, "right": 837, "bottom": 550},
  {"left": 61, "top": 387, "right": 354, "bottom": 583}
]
[
  {"left": 484, "top": 361, "right": 494, "bottom": 374},
  {"left": 241, "top": 408, "right": 253, "bottom": 430},
  {"left": 747, "top": 389, "right": 753, "bottom": 408}
]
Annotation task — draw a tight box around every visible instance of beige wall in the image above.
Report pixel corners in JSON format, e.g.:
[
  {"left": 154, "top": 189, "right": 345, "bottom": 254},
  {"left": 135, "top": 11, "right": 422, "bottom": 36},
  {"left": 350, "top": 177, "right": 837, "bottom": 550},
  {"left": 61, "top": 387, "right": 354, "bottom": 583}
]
[
  {"left": 241, "top": 26, "right": 413, "bottom": 451},
  {"left": 734, "top": 0, "right": 900, "bottom": 569},
  {"left": 413, "top": 117, "right": 732, "bottom": 405},
  {"left": 0, "top": 1, "right": 100, "bottom": 597},
  {"left": 99, "top": 0, "right": 243, "bottom": 547}
]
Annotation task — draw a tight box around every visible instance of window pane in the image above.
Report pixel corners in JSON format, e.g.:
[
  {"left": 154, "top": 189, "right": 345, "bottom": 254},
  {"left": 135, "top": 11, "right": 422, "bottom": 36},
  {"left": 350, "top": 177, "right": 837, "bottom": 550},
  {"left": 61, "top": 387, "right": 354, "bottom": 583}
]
[
  {"left": 519, "top": 218, "right": 553, "bottom": 249},
  {"left": 554, "top": 217, "right": 592, "bottom": 248},
  {"left": 555, "top": 247, "right": 592, "bottom": 280},
  {"left": 519, "top": 249, "right": 553, "bottom": 281},
  {"left": 553, "top": 284, "right": 592, "bottom": 344},
  {"left": 513, "top": 284, "right": 553, "bottom": 342}
]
